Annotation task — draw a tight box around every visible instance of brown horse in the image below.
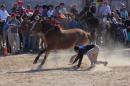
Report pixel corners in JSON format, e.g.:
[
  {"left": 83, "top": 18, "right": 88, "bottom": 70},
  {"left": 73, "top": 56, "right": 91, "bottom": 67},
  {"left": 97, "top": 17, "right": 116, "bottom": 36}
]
[{"left": 31, "top": 20, "right": 90, "bottom": 68}]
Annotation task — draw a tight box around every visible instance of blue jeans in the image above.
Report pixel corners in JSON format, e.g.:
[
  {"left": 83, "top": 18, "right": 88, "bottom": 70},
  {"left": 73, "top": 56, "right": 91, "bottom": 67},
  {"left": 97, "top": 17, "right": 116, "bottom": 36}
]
[
  {"left": 29, "top": 36, "right": 39, "bottom": 51},
  {"left": 22, "top": 33, "right": 30, "bottom": 51}
]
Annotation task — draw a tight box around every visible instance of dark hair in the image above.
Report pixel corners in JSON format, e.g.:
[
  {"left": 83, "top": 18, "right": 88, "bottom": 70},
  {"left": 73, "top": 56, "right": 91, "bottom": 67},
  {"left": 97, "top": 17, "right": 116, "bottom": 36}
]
[
  {"left": 27, "top": 4, "right": 31, "bottom": 8},
  {"left": 128, "top": 11, "right": 130, "bottom": 16},
  {"left": 1, "top": 4, "right": 6, "bottom": 8},
  {"left": 74, "top": 46, "right": 79, "bottom": 51},
  {"left": 35, "top": 4, "right": 40, "bottom": 9},
  {"left": 60, "top": 3, "right": 65, "bottom": 5},
  {"left": 55, "top": 6, "right": 60, "bottom": 9},
  {"left": 49, "top": 5, "right": 53, "bottom": 8}
]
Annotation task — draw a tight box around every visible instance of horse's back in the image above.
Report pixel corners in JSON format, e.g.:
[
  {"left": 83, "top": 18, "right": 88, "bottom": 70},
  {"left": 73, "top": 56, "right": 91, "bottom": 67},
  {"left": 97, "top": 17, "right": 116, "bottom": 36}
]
[{"left": 65, "top": 28, "right": 89, "bottom": 46}]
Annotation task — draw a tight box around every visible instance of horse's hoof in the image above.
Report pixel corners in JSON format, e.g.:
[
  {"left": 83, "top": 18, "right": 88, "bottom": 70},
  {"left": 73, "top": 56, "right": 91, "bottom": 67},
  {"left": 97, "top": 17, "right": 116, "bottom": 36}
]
[
  {"left": 33, "top": 61, "right": 37, "bottom": 64},
  {"left": 37, "top": 64, "right": 43, "bottom": 69},
  {"left": 72, "top": 65, "right": 80, "bottom": 69},
  {"left": 104, "top": 61, "right": 108, "bottom": 66}
]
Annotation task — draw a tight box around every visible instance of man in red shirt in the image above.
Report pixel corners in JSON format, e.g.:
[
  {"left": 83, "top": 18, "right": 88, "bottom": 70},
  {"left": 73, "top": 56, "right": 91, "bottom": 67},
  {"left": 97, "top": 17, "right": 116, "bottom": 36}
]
[{"left": 26, "top": 4, "right": 33, "bottom": 16}]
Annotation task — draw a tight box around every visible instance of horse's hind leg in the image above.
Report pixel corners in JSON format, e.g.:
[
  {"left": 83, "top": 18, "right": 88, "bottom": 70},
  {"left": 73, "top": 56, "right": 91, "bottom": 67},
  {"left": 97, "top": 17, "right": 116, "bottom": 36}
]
[
  {"left": 38, "top": 51, "right": 49, "bottom": 68},
  {"left": 33, "top": 48, "right": 46, "bottom": 64}
]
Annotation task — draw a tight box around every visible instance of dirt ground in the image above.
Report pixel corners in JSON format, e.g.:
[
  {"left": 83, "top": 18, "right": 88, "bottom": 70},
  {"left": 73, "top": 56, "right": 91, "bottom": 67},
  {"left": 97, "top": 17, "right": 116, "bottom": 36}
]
[{"left": 0, "top": 49, "right": 130, "bottom": 86}]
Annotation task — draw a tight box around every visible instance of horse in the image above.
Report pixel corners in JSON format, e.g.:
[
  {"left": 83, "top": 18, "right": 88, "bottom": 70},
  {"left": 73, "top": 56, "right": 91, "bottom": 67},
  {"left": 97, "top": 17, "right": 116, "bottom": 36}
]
[
  {"left": 31, "top": 19, "right": 90, "bottom": 68},
  {"left": 20, "top": 16, "right": 33, "bottom": 51}
]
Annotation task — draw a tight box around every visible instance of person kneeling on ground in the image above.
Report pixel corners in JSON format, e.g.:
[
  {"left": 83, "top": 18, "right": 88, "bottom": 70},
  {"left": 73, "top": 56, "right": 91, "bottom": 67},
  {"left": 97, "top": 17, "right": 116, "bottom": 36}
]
[{"left": 70, "top": 44, "right": 100, "bottom": 68}]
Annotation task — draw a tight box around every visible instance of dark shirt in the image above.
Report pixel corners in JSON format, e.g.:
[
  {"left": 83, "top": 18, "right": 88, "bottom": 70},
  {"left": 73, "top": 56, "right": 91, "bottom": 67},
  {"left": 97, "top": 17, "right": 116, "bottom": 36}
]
[
  {"left": 124, "top": 19, "right": 130, "bottom": 32},
  {"left": 90, "top": 6, "right": 96, "bottom": 14},
  {"left": 78, "top": 44, "right": 95, "bottom": 54},
  {"left": 125, "top": 19, "right": 130, "bottom": 26}
]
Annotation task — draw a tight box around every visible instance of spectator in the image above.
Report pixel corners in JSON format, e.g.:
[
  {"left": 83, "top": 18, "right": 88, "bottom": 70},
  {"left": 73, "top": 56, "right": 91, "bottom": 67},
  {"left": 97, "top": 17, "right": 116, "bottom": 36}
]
[
  {"left": 47, "top": 5, "right": 54, "bottom": 17},
  {"left": 68, "top": 15, "right": 80, "bottom": 28},
  {"left": 70, "top": 4, "right": 78, "bottom": 16},
  {"left": 0, "top": 4, "right": 10, "bottom": 46},
  {"left": 116, "top": 9, "right": 120, "bottom": 17},
  {"left": 7, "top": 13, "right": 21, "bottom": 54},
  {"left": 90, "top": 2, "right": 97, "bottom": 16},
  {"left": 124, "top": 13, "right": 130, "bottom": 32},
  {"left": 10, "top": 3, "right": 18, "bottom": 14},
  {"left": 42, "top": 5, "right": 49, "bottom": 17},
  {"left": 0, "top": 4, "right": 10, "bottom": 22},
  {"left": 120, "top": 6, "right": 128, "bottom": 21},
  {"left": 16, "top": 0, "right": 26, "bottom": 17},
  {"left": 26, "top": 4, "right": 33, "bottom": 16},
  {"left": 53, "top": 6, "right": 60, "bottom": 18},
  {"left": 30, "top": 5, "right": 40, "bottom": 21},
  {"left": 59, "top": 3, "right": 68, "bottom": 17},
  {"left": 3, "top": 16, "right": 11, "bottom": 47},
  {"left": 29, "top": 16, "right": 40, "bottom": 53},
  {"left": 21, "top": 16, "right": 31, "bottom": 52},
  {"left": 98, "top": 1, "right": 111, "bottom": 18}
]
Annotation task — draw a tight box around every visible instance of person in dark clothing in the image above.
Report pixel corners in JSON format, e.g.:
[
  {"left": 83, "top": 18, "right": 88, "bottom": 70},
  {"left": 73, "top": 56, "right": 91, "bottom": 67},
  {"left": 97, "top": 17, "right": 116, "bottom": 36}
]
[
  {"left": 70, "top": 44, "right": 99, "bottom": 68},
  {"left": 10, "top": 3, "right": 18, "bottom": 13},
  {"left": 70, "top": 5, "right": 78, "bottom": 16},
  {"left": 124, "top": 14, "right": 130, "bottom": 32},
  {"left": 30, "top": 5, "right": 40, "bottom": 21}
]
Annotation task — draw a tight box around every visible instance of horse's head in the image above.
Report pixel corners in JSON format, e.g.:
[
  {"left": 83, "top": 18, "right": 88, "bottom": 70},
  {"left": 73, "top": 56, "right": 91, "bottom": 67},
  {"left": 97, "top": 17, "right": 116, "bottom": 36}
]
[
  {"left": 30, "top": 18, "right": 61, "bottom": 36},
  {"left": 31, "top": 20, "right": 53, "bottom": 34}
]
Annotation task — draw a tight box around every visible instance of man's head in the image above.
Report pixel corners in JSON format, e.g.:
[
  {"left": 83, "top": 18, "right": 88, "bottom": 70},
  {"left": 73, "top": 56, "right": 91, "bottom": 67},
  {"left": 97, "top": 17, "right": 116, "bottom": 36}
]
[
  {"left": 0, "top": 4, "right": 6, "bottom": 10},
  {"left": 103, "top": 1, "right": 108, "bottom": 5},
  {"left": 59, "top": 3, "right": 65, "bottom": 8},
  {"left": 27, "top": 4, "right": 31, "bottom": 9},
  {"left": 17, "top": 0, "right": 24, "bottom": 7},
  {"left": 74, "top": 46, "right": 80, "bottom": 53},
  {"left": 11, "top": 13, "right": 16, "bottom": 19}
]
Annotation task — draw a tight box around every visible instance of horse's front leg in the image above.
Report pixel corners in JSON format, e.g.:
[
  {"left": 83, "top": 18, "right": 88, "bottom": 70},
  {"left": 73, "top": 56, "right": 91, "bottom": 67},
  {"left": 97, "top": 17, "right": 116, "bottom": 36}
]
[
  {"left": 33, "top": 33, "right": 48, "bottom": 64},
  {"left": 33, "top": 48, "right": 46, "bottom": 64},
  {"left": 38, "top": 51, "right": 50, "bottom": 68}
]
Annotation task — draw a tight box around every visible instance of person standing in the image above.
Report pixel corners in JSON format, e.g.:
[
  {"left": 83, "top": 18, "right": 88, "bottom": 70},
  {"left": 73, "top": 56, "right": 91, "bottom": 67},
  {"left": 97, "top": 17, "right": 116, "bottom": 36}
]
[
  {"left": 0, "top": 4, "right": 10, "bottom": 46},
  {"left": 120, "top": 5, "right": 128, "bottom": 21},
  {"left": 70, "top": 4, "right": 78, "bottom": 16},
  {"left": 47, "top": 5, "right": 54, "bottom": 17},
  {"left": 98, "top": 1, "right": 111, "bottom": 18},
  {"left": 7, "top": 13, "right": 21, "bottom": 54}
]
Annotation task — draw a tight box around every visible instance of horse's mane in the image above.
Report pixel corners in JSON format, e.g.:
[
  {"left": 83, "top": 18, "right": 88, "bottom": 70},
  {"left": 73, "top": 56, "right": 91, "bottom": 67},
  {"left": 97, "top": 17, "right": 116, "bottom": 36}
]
[
  {"left": 39, "top": 20, "right": 63, "bottom": 34},
  {"left": 44, "top": 19, "right": 64, "bottom": 30}
]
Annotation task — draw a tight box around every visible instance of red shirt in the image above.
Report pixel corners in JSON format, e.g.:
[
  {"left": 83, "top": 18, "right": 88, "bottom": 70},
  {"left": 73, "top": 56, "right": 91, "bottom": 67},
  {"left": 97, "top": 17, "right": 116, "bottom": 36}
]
[
  {"left": 26, "top": 9, "right": 33, "bottom": 14},
  {"left": 33, "top": 10, "right": 39, "bottom": 16}
]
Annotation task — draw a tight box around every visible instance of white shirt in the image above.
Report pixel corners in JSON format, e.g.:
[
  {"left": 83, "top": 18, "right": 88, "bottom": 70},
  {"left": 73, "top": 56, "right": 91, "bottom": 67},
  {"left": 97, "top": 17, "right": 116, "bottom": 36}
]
[
  {"left": 0, "top": 9, "right": 10, "bottom": 21},
  {"left": 47, "top": 10, "right": 54, "bottom": 17},
  {"left": 59, "top": 7, "right": 68, "bottom": 14},
  {"left": 99, "top": 5, "right": 111, "bottom": 16}
]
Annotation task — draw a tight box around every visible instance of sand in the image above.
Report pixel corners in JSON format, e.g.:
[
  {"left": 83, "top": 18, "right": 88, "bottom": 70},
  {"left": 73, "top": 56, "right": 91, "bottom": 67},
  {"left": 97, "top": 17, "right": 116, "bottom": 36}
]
[{"left": 0, "top": 49, "right": 130, "bottom": 86}]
